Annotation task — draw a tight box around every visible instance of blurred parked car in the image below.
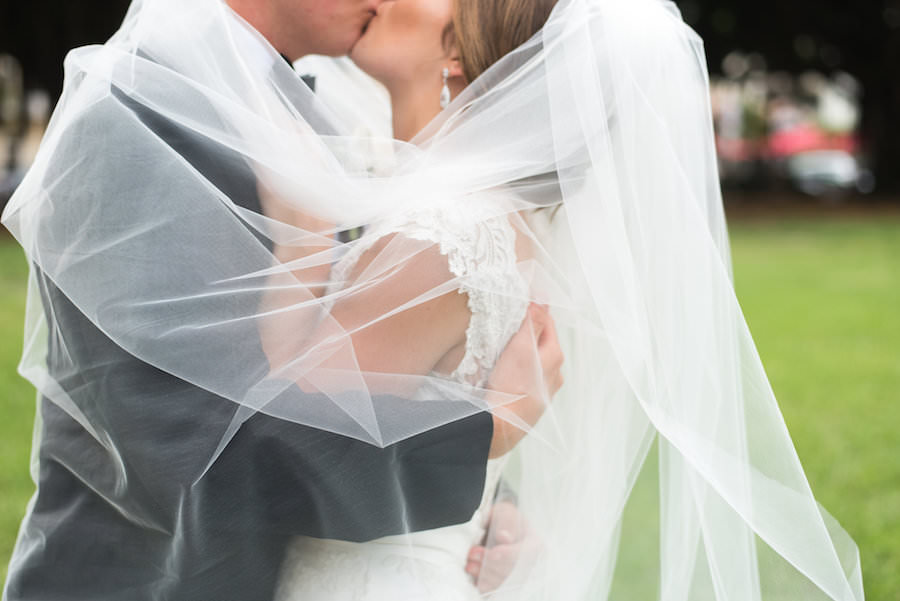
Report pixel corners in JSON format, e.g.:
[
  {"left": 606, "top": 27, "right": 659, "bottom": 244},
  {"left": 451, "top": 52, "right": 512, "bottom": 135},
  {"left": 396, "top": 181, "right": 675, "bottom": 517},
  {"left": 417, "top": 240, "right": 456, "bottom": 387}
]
[{"left": 787, "top": 150, "right": 875, "bottom": 197}]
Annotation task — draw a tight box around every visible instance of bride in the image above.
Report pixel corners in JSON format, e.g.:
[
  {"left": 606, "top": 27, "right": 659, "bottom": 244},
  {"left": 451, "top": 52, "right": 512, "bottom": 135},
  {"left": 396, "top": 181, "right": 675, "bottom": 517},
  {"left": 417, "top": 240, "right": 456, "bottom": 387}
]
[
  {"left": 276, "top": 0, "right": 864, "bottom": 600},
  {"left": 277, "top": 1, "right": 560, "bottom": 599}
]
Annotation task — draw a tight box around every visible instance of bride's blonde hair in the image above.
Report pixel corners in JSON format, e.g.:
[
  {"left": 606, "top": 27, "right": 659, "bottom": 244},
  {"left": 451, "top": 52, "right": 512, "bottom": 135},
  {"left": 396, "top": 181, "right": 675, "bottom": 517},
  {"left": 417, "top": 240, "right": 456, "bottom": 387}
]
[{"left": 445, "top": 0, "right": 559, "bottom": 83}]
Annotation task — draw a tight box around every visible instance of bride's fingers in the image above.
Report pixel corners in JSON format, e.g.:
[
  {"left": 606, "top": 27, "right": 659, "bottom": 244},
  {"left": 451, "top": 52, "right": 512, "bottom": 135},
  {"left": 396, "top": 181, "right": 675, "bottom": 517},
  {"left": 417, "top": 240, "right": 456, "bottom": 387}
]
[
  {"left": 465, "top": 560, "right": 481, "bottom": 578},
  {"left": 481, "top": 534, "right": 546, "bottom": 593},
  {"left": 466, "top": 546, "right": 485, "bottom": 579},
  {"left": 475, "top": 544, "right": 518, "bottom": 593},
  {"left": 468, "top": 546, "right": 485, "bottom": 563},
  {"left": 486, "top": 501, "right": 525, "bottom": 545}
]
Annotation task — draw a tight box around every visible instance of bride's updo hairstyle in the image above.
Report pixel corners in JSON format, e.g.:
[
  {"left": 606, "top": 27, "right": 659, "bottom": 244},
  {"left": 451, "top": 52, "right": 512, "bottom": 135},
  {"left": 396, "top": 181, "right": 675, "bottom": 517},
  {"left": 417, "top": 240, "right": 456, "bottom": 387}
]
[
  {"left": 444, "top": 0, "right": 563, "bottom": 217},
  {"left": 444, "top": 0, "right": 559, "bottom": 83}
]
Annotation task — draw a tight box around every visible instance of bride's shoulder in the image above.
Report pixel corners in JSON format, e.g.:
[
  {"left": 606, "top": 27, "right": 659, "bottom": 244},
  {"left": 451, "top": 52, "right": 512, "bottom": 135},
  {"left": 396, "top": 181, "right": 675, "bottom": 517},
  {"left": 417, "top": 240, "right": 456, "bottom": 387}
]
[
  {"left": 332, "top": 191, "right": 521, "bottom": 288},
  {"left": 398, "top": 196, "right": 519, "bottom": 265}
]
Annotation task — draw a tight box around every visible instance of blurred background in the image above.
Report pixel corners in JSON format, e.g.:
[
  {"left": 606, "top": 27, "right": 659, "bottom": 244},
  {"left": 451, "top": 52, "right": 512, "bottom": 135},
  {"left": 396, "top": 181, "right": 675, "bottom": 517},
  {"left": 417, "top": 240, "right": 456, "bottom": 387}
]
[{"left": 0, "top": 0, "right": 898, "bottom": 598}]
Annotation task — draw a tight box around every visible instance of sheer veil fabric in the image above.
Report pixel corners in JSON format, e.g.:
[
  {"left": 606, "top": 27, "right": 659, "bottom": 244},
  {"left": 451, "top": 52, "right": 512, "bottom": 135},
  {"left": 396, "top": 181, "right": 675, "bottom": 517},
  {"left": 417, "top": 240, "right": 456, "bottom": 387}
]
[{"left": 1, "top": 0, "right": 863, "bottom": 599}]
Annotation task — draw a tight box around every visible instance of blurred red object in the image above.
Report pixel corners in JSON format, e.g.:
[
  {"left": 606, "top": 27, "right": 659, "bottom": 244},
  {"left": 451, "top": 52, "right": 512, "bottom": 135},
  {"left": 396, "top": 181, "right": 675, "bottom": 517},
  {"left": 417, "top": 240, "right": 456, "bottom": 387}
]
[{"left": 767, "top": 125, "right": 858, "bottom": 158}]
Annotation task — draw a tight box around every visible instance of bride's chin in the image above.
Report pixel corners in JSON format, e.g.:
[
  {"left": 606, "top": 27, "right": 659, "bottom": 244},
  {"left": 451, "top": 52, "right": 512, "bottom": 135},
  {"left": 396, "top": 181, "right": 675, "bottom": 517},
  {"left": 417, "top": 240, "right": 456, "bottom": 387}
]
[
  {"left": 349, "top": 42, "right": 382, "bottom": 81},
  {"left": 348, "top": 35, "right": 367, "bottom": 63},
  {"left": 349, "top": 22, "right": 376, "bottom": 57}
]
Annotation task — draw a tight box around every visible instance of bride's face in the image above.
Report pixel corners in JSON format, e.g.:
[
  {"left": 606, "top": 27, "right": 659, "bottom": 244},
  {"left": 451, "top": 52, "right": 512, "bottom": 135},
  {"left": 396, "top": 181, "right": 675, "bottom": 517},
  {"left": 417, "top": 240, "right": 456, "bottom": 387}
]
[{"left": 350, "top": 0, "right": 456, "bottom": 86}]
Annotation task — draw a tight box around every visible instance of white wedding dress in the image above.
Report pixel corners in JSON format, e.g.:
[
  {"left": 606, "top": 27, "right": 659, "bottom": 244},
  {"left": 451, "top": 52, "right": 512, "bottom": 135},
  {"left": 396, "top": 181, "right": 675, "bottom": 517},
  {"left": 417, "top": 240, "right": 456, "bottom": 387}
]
[{"left": 275, "top": 199, "right": 530, "bottom": 601}]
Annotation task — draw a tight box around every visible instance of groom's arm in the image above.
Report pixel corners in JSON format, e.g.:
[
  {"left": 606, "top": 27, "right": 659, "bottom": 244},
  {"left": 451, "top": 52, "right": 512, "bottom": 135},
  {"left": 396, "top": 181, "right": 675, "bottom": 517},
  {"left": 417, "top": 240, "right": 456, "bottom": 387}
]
[
  {"left": 213, "top": 398, "right": 492, "bottom": 541},
  {"left": 33, "top": 263, "right": 493, "bottom": 545},
  {"left": 33, "top": 92, "right": 494, "bottom": 543},
  {"left": 115, "top": 90, "right": 495, "bottom": 538}
]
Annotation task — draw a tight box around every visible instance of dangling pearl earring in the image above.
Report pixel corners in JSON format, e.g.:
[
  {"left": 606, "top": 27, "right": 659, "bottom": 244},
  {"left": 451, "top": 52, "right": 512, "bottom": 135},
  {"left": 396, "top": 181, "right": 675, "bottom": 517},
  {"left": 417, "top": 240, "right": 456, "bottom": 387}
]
[{"left": 439, "top": 67, "right": 451, "bottom": 109}]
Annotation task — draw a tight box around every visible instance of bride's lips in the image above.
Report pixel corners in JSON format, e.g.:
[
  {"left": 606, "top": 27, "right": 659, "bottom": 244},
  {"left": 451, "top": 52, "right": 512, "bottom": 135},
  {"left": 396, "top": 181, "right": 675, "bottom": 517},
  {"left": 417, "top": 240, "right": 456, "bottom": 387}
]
[
  {"left": 368, "top": 0, "right": 394, "bottom": 26},
  {"left": 352, "top": 9, "right": 378, "bottom": 52},
  {"left": 359, "top": 2, "right": 386, "bottom": 38},
  {"left": 360, "top": 12, "right": 376, "bottom": 35}
]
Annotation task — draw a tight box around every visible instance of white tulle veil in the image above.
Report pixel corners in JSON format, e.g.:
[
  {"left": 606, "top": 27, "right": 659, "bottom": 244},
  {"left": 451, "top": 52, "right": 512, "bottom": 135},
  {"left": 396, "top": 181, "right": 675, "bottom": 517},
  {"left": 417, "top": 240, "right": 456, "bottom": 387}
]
[{"left": 1, "top": 0, "right": 862, "bottom": 599}]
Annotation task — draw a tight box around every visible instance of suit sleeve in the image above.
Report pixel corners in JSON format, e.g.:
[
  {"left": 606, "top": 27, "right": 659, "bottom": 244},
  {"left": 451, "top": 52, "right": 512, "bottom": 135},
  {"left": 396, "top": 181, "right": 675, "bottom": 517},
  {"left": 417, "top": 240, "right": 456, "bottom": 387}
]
[{"left": 32, "top": 90, "right": 493, "bottom": 545}]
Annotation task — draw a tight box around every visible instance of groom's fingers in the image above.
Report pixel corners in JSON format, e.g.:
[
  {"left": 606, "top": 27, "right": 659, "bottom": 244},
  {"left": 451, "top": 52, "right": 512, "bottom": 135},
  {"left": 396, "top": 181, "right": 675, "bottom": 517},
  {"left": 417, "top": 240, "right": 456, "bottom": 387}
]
[
  {"left": 535, "top": 309, "right": 564, "bottom": 397},
  {"left": 530, "top": 303, "right": 560, "bottom": 362},
  {"left": 515, "top": 303, "right": 544, "bottom": 344},
  {"left": 527, "top": 303, "right": 549, "bottom": 340},
  {"left": 497, "top": 304, "right": 543, "bottom": 369},
  {"left": 485, "top": 303, "right": 559, "bottom": 457},
  {"left": 537, "top": 313, "right": 559, "bottom": 357}
]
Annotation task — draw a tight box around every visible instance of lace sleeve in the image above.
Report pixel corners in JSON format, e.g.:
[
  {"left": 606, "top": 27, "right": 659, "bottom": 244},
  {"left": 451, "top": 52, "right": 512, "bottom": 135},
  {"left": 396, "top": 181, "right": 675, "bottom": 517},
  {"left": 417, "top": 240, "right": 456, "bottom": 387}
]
[{"left": 329, "top": 202, "right": 530, "bottom": 387}]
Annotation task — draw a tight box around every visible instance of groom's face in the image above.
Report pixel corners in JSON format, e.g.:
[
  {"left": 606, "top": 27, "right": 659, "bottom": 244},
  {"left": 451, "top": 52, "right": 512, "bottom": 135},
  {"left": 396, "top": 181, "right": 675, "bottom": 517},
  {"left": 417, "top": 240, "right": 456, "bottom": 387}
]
[{"left": 276, "top": 0, "right": 385, "bottom": 57}]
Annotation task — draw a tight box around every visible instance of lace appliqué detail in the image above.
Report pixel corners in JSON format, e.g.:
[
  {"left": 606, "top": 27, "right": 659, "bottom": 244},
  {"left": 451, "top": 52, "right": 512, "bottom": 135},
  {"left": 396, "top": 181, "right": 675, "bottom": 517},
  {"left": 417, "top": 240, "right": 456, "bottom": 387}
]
[{"left": 331, "top": 201, "right": 529, "bottom": 388}]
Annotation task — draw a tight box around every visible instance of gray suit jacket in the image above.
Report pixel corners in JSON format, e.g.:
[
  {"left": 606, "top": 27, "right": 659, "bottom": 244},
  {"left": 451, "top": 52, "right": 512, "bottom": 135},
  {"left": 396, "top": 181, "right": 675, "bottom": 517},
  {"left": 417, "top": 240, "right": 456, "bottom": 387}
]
[{"left": 4, "top": 67, "right": 492, "bottom": 601}]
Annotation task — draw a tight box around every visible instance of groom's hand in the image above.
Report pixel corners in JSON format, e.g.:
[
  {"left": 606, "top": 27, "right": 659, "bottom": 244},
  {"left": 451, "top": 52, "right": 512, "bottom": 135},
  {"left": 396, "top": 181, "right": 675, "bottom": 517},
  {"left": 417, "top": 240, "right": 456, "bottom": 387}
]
[
  {"left": 485, "top": 303, "right": 564, "bottom": 458},
  {"left": 465, "top": 501, "right": 541, "bottom": 593}
]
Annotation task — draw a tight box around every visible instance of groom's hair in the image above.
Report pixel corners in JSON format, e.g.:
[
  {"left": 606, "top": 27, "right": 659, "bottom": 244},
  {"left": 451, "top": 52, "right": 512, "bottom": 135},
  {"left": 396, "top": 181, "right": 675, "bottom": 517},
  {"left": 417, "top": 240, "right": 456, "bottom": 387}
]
[{"left": 443, "top": 0, "right": 559, "bottom": 83}]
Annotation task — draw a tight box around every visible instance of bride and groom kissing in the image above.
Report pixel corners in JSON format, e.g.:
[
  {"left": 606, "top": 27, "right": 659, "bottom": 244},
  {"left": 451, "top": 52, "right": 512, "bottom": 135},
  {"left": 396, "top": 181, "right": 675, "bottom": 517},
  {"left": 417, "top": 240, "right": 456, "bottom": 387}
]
[{"left": 5, "top": 0, "right": 865, "bottom": 598}]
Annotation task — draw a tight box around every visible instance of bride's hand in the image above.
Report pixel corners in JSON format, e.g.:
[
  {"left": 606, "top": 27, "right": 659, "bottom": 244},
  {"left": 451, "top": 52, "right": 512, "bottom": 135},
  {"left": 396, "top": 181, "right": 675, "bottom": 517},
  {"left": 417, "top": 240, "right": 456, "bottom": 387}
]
[
  {"left": 465, "top": 501, "right": 542, "bottom": 593},
  {"left": 485, "top": 303, "right": 564, "bottom": 458}
]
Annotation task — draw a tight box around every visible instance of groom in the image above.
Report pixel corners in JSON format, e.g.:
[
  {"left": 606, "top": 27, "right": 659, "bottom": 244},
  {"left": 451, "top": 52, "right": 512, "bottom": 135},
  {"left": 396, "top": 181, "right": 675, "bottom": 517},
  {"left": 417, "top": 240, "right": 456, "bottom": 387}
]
[{"left": 2, "top": 1, "right": 561, "bottom": 600}]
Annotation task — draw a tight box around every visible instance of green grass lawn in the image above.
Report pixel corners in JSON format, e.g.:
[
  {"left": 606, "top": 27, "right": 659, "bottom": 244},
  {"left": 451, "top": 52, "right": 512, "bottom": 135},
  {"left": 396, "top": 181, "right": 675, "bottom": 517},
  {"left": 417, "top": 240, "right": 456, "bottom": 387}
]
[
  {"left": 728, "top": 216, "right": 900, "bottom": 601},
  {"left": 0, "top": 236, "right": 33, "bottom": 586},
  {"left": 1, "top": 216, "right": 898, "bottom": 598}
]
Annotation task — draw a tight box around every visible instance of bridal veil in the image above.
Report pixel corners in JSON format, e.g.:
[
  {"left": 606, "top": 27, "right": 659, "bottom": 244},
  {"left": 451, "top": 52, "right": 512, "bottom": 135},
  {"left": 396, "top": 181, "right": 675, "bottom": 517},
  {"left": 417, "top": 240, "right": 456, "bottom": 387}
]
[{"left": 1, "top": 0, "right": 863, "bottom": 598}]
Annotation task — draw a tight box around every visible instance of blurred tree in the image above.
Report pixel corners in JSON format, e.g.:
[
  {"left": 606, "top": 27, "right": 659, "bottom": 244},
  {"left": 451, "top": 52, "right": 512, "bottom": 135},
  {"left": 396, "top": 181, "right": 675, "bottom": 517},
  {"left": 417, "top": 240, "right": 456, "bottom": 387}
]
[
  {"left": 676, "top": 0, "right": 900, "bottom": 192},
  {"left": 0, "top": 0, "right": 130, "bottom": 99}
]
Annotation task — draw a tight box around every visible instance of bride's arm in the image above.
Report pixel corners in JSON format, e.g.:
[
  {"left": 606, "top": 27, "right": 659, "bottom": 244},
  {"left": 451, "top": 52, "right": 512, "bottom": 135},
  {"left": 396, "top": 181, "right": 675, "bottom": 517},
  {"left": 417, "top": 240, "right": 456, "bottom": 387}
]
[
  {"left": 322, "top": 221, "right": 562, "bottom": 458},
  {"left": 326, "top": 233, "right": 471, "bottom": 378},
  {"left": 327, "top": 207, "right": 543, "bottom": 379}
]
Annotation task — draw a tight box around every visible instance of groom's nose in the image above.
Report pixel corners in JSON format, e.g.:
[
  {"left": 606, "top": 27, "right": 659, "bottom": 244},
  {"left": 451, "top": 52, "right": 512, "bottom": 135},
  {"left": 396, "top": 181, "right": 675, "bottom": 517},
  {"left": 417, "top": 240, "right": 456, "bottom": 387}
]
[
  {"left": 365, "top": 0, "right": 385, "bottom": 16},
  {"left": 371, "top": 0, "right": 394, "bottom": 15}
]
